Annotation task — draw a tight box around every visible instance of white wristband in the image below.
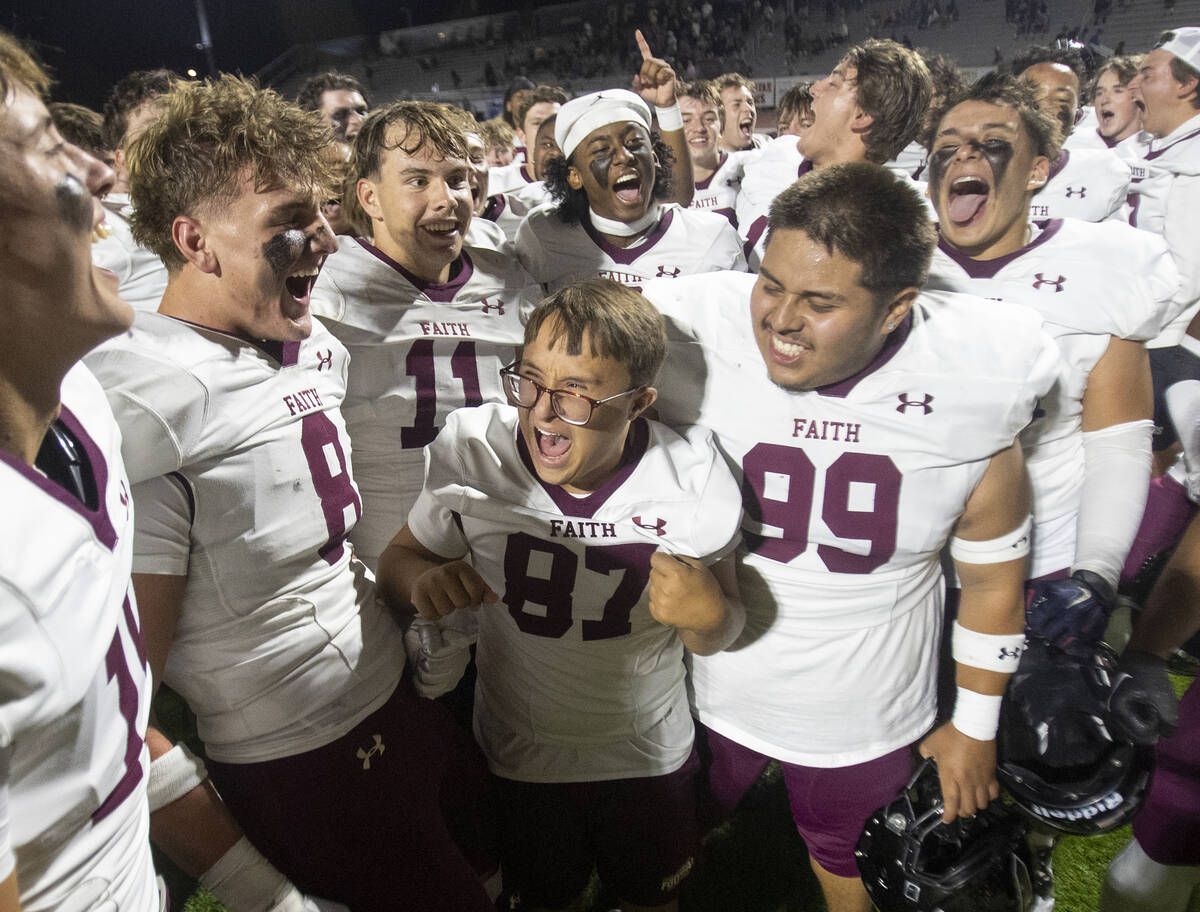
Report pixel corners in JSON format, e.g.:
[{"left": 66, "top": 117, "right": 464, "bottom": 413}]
[
  {"left": 951, "top": 621, "right": 1026, "bottom": 673},
  {"left": 147, "top": 743, "right": 209, "bottom": 813},
  {"left": 952, "top": 687, "right": 1004, "bottom": 741},
  {"left": 949, "top": 514, "right": 1032, "bottom": 564},
  {"left": 655, "top": 103, "right": 684, "bottom": 131},
  {"left": 200, "top": 836, "right": 297, "bottom": 912}
]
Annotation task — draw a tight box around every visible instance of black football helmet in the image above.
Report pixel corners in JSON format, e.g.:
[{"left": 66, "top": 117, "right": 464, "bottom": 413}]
[
  {"left": 855, "top": 758, "right": 1034, "bottom": 912},
  {"left": 997, "top": 638, "right": 1153, "bottom": 835}
]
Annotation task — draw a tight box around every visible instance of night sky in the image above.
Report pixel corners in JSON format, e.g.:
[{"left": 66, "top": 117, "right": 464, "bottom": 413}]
[{"left": 5, "top": 0, "right": 519, "bottom": 110}]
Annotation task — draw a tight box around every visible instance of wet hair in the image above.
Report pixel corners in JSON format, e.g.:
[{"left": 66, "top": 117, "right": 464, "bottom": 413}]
[
  {"left": 101, "top": 69, "right": 176, "bottom": 150},
  {"left": 926, "top": 70, "right": 1063, "bottom": 161},
  {"left": 352, "top": 100, "right": 470, "bottom": 183},
  {"left": 776, "top": 83, "right": 814, "bottom": 129},
  {"left": 843, "top": 39, "right": 933, "bottom": 163},
  {"left": 0, "top": 30, "right": 50, "bottom": 102},
  {"left": 542, "top": 133, "right": 675, "bottom": 224},
  {"left": 766, "top": 162, "right": 936, "bottom": 305},
  {"left": 679, "top": 78, "right": 724, "bottom": 127},
  {"left": 1010, "top": 45, "right": 1087, "bottom": 89},
  {"left": 127, "top": 74, "right": 335, "bottom": 270},
  {"left": 49, "top": 102, "right": 108, "bottom": 160},
  {"left": 479, "top": 116, "right": 516, "bottom": 153},
  {"left": 523, "top": 280, "right": 667, "bottom": 389},
  {"left": 516, "top": 85, "right": 568, "bottom": 133},
  {"left": 296, "top": 70, "right": 367, "bottom": 111},
  {"left": 1156, "top": 31, "right": 1200, "bottom": 108}
]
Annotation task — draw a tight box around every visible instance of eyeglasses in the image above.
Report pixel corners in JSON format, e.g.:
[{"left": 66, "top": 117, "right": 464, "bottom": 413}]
[{"left": 500, "top": 363, "right": 641, "bottom": 426}]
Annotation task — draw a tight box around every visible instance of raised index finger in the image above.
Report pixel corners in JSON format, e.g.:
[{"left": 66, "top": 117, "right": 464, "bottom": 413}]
[{"left": 635, "top": 28, "right": 654, "bottom": 61}]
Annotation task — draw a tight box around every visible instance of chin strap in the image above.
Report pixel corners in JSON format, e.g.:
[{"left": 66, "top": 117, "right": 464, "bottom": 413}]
[{"left": 588, "top": 204, "right": 661, "bottom": 238}]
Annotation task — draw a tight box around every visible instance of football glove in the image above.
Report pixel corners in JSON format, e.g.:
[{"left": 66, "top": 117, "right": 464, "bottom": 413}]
[
  {"left": 404, "top": 616, "right": 473, "bottom": 699},
  {"left": 1107, "top": 648, "right": 1179, "bottom": 745},
  {"left": 1025, "top": 569, "right": 1114, "bottom": 655}
]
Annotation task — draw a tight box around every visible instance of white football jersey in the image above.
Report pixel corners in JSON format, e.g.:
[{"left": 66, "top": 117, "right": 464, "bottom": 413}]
[
  {"left": 515, "top": 203, "right": 746, "bottom": 292},
  {"left": 690, "top": 150, "right": 750, "bottom": 224},
  {"left": 91, "top": 193, "right": 169, "bottom": 313},
  {"left": 0, "top": 364, "right": 158, "bottom": 912},
  {"left": 1063, "top": 119, "right": 1152, "bottom": 163},
  {"left": 734, "top": 134, "right": 807, "bottom": 248},
  {"left": 482, "top": 181, "right": 554, "bottom": 241},
  {"left": 311, "top": 237, "right": 535, "bottom": 569},
  {"left": 1029, "top": 147, "right": 1130, "bottom": 222},
  {"left": 642, "top": 271, "right": 1059, "bottom": 766},
  {"left": 889, "top": 139, "right": 929, "bottom": 180},
  {"left": 927, "top": 219, "right": 1179, "bottom": 576},
  {"left": 406, "top": 404, "right": 742, "bottom": 783},
  {"left": 488, "top": 161, "right": 538, "bottom": 196},
  {"left": 85, "top": 314, "right": 405, "bottom": 764},
  {"left": 1127, "top": 112, "right": 1200, "bottom": 347}
]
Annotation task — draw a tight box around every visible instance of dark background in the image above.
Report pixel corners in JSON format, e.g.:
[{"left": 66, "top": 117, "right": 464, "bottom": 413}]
[{"left": 4, "top": 0, "right": 530, "bottom": 109}]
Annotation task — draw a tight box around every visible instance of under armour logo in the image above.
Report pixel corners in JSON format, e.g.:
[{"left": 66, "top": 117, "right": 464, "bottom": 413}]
[
  {"left": 1064, "top": 186, "right": 1087, "bottom": 198},
  {"left": 998, "top": 646, "right": 1023, "bottom": 660},
  {"left": 633, "top": 516, "right": 668, "bottom": 536},
  {"left": 896, "top": 393, "right": 934, "bottom": 415},
  {"left": 316, "top": 349, "right": 334, "bottom": 370},
  {"left": 1032, "top": 273, "right": 1066, "bottom": 292},
  {"left": 481, "top": 299, "right": 506, "bottom": 315},
  {"left": 356, "top": 734, "right": 385, "bottom": 770},
  {"left": 655, "top": 265, "right": 681, "bottom": 278}
]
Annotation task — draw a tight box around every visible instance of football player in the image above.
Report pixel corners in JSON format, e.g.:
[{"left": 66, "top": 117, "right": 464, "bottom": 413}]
[
  {"left": 926, "top": 72, "right": 1177, "bottom": 622},
  {"left": 0, "top": 30, "right": 160, "bottom": 912},
  {"left": 489, "top": 84, "right": 567, "bottom": 196},
  {"left": 515, "top": 81, "right": 744, "bottom": 292},
  {"left": 310, "top": 100, "right": 536, "bottom": 572},
  {"left": 84, "top": 75, "right": 497, "bottom": 912},
  {"left": 1126, "top": 28, "right": 1200, "bottom": 471},
  {"left": 1086, "top": 56, "right": 1150, "bottom": 160},
  {"left": 92, "top": 69, "right": 175, "bottom": 312},
  {"left": 678, "top": 79, "right": 746, "bottom": 224},
  {"left": 1012, "top": 46, "right": 1132, "bottom": 222},
  {"left": 774, "top": 82, "right": 815, "bottom": 139},
  {"left": 715, "top": 72, "right": 763, "bottom": 151},
  {"left": 481, "top": 113, "right": 559, "bottom": 241},
  {"left": 736, "top": 39, "right": 933, "bottom": 268},
  {"left": 378, "top": 280, "right": 745, "bottom": 911},
  {"left": 889, "top": 51, "right": 966, "bottom": 180},
  {"left": 642, "top": 162, "right": 1058, "bottom": 912},
  {"left": 296, "top": 71, "right": 369, "bottom": 143}
]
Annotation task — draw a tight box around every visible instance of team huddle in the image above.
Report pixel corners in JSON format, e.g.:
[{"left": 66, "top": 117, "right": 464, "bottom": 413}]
[{"left": 2, "top": 16, "right": 1200, "bottom": 912}]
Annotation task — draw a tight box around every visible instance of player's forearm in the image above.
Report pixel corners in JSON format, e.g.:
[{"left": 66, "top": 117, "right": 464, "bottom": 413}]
[
  {"left": 676, "top": 596, "right": 745, "bottom": 656},
  {"left": 376, "top": 542, "right": 440, "bottom": 616},
  {"left": 0, "top": 871, "right": 18, "bottom": 912},
  {"left": 1127, "top": 511, "right": 1200, "bottom": 658},
  {"left": 145, "top": 726, "right": 242, "bottom": 878},
  {"left": 660, "top": 126, "right": 695, "bottom": 207}
]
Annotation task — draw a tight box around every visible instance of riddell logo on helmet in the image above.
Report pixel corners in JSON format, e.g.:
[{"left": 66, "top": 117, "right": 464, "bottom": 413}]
[{"left": 1030, "top": 791, "right": 1123, "bottom": 820}]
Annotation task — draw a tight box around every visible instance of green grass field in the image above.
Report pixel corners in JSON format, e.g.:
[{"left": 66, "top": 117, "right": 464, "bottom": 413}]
[{"left": 176, "top": 675, "right": 1200, "bottom": 912}]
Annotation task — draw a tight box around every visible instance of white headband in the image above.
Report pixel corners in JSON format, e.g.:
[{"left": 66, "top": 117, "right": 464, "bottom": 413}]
[{"left": 555, "top": 89, "right": 653, "bottom": 160}]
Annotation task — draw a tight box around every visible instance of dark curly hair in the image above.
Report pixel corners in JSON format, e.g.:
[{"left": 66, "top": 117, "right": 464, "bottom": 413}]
[{"left": 542, "top": 134, "right": 674, "bottom": 224}]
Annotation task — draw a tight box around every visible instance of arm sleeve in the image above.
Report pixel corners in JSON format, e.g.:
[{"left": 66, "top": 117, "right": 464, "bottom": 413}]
[
  {"left": 132, "top": 473, "right": 194, "bottom": 576},
  {"left": 1072, "top": 419, "right": 1155, "bottom": 587}
]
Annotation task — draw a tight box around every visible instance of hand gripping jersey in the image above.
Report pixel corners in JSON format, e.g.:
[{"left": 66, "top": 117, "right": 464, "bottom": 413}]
[
  {"left": 90, "top": 192, "right": 169, "bottom": 313},
  {"left": 1127, "top": 111, "right": 1200, "bottom": 348},
  {"left": 1029, "top": 147, "right": 1131, "bottom": 222},
  {"left": 927, "top": 219, "right": 1181, "bottom": 577},
  {"left": 0, "top": 364, "right": 158, "bottom": 912},
  {"left": 85, "top": 314, "right": 405, "bottom": 764},
  {"left": 515, "top": 203, "right": 747, "bottom": 293},
  {"left": 406, "top": 404, "right": 742, "bottom": 783},
  {"left": 690, "top": 150, "right": 751, "bottom": 224},
  {"left": 642, "top": 272, "right": 1059, "bottom": 766},
  {"left": 311, "top": 238, "right": 536, "bottom": 569}
]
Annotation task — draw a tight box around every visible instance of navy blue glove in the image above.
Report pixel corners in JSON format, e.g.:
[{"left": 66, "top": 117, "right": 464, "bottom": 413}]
[
  {"left": 1025, "top": 570, "right": 1114, "bottom": 655},
  {"left": 1107, "top": 649, "right": 1179, "bottom": 745}
]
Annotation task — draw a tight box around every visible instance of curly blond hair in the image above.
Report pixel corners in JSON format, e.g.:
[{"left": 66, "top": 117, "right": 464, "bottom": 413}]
[{"left": 127, "top": 74, "right": 335, "bottom": 270}]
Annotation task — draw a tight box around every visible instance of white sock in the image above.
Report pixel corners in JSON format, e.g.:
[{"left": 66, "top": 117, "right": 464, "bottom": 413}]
[{"left": 1100, "top": 837, "right": 1200, "bottom": 912}]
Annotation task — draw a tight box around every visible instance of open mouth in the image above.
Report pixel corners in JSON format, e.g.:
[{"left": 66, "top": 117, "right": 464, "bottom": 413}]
[
  {"left": 534, "top": 427, "right": 572, "bottom": 462},
  {"left": 739, "top": 116, "right": 754, "bottom": 136},
  {"left": 947, "top": 175, "right": 990, "bottom": 225},
  {"left": 421, "top": 219, "right": 461, "bottom": 240},
  {"left": 613, "top": 173, "right": 643, "bottom": 206},
  {"left": 285, "top": 267, "right": 319, "bottom": 303}
]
